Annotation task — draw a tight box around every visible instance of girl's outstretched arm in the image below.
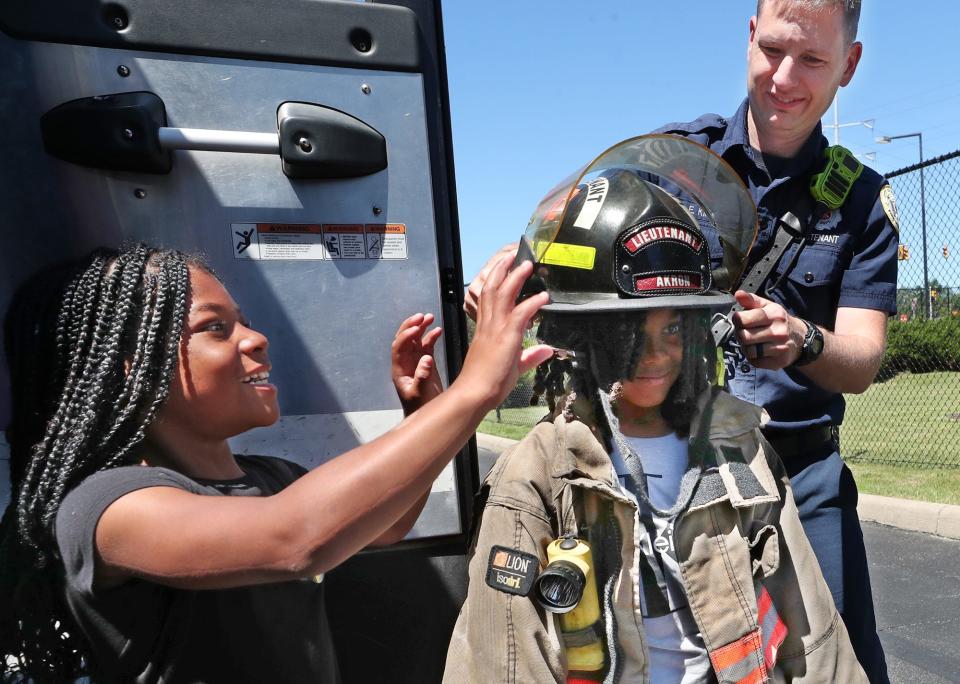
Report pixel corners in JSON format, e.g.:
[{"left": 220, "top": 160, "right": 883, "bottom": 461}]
[{"left": 93, "top": 257, "right": 552, "bottom": 590}]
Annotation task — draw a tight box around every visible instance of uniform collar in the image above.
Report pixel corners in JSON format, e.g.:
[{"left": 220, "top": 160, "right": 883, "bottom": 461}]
[{"left": 717, "top": 98, "right": 828, "bottom": 181}]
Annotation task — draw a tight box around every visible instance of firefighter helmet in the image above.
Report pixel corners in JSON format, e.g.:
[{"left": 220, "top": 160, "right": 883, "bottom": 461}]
[
  {"left": 519, "top": 135, "right": 758, "bottom": 395},
  {"left": 518, "top": 134, "right": 757, "bottom": 315}
]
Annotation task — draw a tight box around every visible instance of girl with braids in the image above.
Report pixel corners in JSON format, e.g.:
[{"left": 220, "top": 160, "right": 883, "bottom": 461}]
[
  {"left": 0, "top": 244, "right": 551, "bottom": 683},
  {"left": 445, "top": 162, "right": 865, "bottom": 683}
]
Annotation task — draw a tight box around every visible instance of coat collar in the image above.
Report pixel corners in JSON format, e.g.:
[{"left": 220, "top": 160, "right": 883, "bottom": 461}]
[{"left": 549, "top": 388, "right": 779, "bottom": 508}]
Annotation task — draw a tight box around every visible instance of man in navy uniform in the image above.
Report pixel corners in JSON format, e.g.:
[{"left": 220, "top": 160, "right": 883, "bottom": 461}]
[
  {"left": 647, "top": 2, "right": 896, "bottom": 681},
  {"left": 465, "top": 1, "right": 896, "bottom": 681}
]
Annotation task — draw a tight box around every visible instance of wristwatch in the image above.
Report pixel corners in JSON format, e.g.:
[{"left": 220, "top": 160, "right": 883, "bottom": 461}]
[{"left": 793, "top": 319, "right": 824, "bottom": 367}]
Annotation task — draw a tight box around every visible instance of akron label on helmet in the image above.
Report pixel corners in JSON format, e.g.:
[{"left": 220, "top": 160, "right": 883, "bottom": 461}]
[{"left": 635, "top": 274, "right": 702, "bottom": 292}]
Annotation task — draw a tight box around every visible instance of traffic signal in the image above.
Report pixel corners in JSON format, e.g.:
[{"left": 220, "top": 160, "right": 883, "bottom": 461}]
[{"left": 898, "top": 244, "right": 910, "bottom": 260}]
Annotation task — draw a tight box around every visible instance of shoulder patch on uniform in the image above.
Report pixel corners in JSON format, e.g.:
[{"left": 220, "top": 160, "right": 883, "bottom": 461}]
[
  {"left": 485, "top": 545, "right": 539, "bottom": 596},
  {"left": 879, "top": 185, "right": 900, "bottom": 235}
]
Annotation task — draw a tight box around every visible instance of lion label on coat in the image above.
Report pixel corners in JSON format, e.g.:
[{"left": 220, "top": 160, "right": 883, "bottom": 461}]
[{"left": 485, "top": 545, "right": 539, "bottom": 596}]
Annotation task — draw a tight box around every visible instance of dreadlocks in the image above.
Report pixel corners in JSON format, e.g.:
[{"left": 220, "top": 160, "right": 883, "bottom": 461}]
[
  {"left": 532, "top": 309, "right": 717, "bottom": 448},
  {"left": 0, "top": 245, "right": 199, "bottom": 681}
]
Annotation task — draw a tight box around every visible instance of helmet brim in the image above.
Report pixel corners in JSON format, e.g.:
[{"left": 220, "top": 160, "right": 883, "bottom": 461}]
[{"left": 541, "top": 290, "right": 734, "bottom": 314}]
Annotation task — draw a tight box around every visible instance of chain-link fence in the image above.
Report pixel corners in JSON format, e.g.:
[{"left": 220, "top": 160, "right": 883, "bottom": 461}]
[
  {"left": 843, "top": 150, "right": 960, "bottom": 467},
  {"left": 479, "top": 151, "right": 960, "bottom": 467}
]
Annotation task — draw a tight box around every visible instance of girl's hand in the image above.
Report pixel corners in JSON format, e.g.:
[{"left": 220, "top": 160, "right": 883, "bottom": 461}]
[
  {"left": 455, "top": 256, "right": 552, "bottom": 411},
  {"left": 391, "top": 313, "right": 444, "bottom": 415},
  {"left": 463, "top": 242, "right": 519, "bottom": 321}
]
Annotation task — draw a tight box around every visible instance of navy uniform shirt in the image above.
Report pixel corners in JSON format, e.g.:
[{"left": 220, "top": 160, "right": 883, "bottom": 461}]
[{"left": 653, "top": 99, "right": 898, "bottom": 433}]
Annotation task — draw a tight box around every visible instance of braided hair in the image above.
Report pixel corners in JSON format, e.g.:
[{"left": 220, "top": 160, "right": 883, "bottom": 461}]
[
  {"left": 532, "top": 308, "right": 717, "bottom": 448},
  {"left": 0, "top": 245, "right": 201, "bottom": 681}
]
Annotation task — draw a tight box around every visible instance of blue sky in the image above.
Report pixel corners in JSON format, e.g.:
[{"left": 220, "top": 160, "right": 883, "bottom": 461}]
[{"left": 443, "top": 1, "right": 960, "bottom": 281}]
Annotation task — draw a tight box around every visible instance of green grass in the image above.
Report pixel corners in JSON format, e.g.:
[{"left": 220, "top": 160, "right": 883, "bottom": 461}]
[
  {"left": 479, "top": 406, "right": 548, "bottom": 441},
  {"left": 848, "top": 462, "right": 960, "bottom": 506},
  {"left": 842, "top": 372, "right": 960, "bottom": 467}
]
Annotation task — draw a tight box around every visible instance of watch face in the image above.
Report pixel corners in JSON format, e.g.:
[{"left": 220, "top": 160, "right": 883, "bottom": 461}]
[
  {"left": 810, "top": 333, "right": 824, "bottom": 354},
  {"left": 795, "top": 321, "right": 824, "bottom": 366},
  {"left": 805, "top": 323, "right": 824, "bottom": 357}
]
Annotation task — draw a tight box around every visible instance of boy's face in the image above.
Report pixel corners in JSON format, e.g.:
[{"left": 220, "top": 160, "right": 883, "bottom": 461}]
[{"left": 619, "top": 308, "right": 683, "bottom": 411}]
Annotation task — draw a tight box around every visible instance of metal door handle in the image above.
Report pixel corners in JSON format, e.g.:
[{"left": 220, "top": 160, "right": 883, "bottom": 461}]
[
  {"left": 41, "top": 91, "right": 387, "bottom": 179},
  {"left": 157, "top": 127, "right": 279, "bottom": 154}
]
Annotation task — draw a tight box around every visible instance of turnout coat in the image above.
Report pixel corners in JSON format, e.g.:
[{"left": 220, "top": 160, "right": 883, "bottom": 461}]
[{"left": 443, "top": 389, "right": 866, "bottom": 683}]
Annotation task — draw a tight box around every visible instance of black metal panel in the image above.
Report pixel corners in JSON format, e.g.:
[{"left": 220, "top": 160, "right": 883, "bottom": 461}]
[{"left": 0, "top": 0, "right": 422, "bottom": 71}]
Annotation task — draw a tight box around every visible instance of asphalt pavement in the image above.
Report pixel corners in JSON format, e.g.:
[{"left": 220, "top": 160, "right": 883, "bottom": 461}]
[{"left": 866, "top": 522, "right": 960, "bottom": 683}]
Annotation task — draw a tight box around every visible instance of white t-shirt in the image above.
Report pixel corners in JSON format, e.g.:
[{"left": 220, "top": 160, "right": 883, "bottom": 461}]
[{"left": 609, "top": 432, "right": 712, "bottom": 684}]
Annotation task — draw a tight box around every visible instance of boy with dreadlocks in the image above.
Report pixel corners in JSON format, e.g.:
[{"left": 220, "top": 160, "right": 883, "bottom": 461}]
[
  {"left": 444, "top": 136, "right": 866, "bottom": 683},
  {"left": 0, "top": 244, "right": 551, "bottom": 682}
]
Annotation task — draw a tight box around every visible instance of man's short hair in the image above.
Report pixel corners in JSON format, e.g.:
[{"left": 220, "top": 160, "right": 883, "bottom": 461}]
[{"left": 756, "top": 0, "right": 861, "bottom": 45}]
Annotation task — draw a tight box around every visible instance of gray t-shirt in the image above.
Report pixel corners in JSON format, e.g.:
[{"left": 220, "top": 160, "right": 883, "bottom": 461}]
[{"left": 55, "top": 455, "right": 340, "bottom": 684}]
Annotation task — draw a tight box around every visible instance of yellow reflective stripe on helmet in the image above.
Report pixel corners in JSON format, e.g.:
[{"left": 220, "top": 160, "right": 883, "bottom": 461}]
[{"left": 540, "top": 242, "right": 596, "bottom": 270}]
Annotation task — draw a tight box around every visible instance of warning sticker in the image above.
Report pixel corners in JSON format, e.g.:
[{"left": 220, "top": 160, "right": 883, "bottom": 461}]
[
  {"left": 231, "top": 223, "right": 408, "bottom": 261},
  {"left": 231, "top": 223, "right": 325, "bottom": 261},
  {"left": 365, "top": 224, "right": 408, "bottom": 260},
  {"left": 322, "top": 224, "right": 366, "bottom": 259}
]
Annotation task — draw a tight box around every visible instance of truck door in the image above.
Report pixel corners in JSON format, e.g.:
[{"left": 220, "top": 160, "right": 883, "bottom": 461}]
[{"left": 0, "top": 1, "right": 474, "bottom": 680}]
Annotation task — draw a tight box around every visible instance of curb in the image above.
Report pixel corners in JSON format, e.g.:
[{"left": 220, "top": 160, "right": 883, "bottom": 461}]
[
  {"left": 857, "top": 493, "right": 960, "bottom": 540},
  {"left": 475, "top": 433, "right": 960, "bottom": 541}
]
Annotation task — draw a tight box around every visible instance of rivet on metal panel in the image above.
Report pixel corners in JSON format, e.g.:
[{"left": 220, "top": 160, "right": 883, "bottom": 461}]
[
  {"left": 133, "top": 189, "right": 146, "bottom": 199},
  {"left": 103, "top": 4, "right": 129, "bottom": 31},
  {"left": 361, "top": 83, "right": 372, "bottom": 95},
  {"left": 372, "top": 206, "right": 382, "bottom": 216},
  {"left": 117, "top": 65, "right": 131, "bottom": 77}
]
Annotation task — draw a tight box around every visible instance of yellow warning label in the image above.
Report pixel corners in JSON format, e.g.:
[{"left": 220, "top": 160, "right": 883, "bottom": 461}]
[{"left": 540, "top": 242, "right": 596, "bottom": 270}]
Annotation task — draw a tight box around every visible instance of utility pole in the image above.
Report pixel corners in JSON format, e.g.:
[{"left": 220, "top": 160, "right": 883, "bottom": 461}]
[{"left": 823, "top": 94, "right": 874, "bottom": 145}]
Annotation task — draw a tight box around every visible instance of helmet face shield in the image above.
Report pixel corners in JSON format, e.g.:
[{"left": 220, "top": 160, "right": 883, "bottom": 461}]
[{"left": 518, "top": 135, "right": 758, "bottom": 309}]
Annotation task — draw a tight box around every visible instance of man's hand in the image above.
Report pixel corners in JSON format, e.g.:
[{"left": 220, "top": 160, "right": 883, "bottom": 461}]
[
  {"left": 455, "top": 255, "right": 552, "bottom": 410},
  {"left": 464, "top": 242, "right": 519, "bottom": 321},
  {"left": 392, "top": 313, "right": 444, "bottom": 415},
  {"left": 732, "top": 290, "right": 806, "bottom": 370}
]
